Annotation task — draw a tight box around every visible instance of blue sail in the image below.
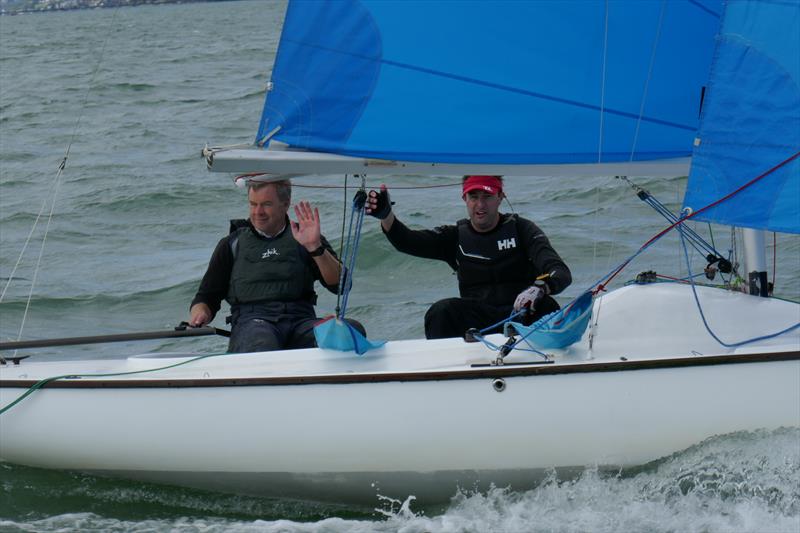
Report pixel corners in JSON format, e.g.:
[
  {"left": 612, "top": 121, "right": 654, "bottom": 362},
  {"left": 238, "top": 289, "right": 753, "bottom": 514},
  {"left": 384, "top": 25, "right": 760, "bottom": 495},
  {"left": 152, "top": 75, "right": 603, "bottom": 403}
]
[
  {"left": 683, "top": 0, "right": 800, "bottom": 234},
  {"left": 258, "top": 0, "right": 721, "bottom": 165}
]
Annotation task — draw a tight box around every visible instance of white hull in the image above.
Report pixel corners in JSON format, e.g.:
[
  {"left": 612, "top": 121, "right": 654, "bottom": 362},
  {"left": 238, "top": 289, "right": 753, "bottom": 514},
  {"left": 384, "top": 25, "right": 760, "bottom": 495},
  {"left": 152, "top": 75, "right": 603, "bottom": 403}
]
[{"left": 1, "top": 284, "right": 798, "bottom": 502}]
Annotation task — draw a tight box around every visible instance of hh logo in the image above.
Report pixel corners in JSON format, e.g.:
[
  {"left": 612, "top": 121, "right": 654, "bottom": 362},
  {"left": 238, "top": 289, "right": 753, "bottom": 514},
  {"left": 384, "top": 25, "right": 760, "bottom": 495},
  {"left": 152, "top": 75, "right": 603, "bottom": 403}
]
[
  {"left": 497, "top": 238, "right": 516, "bottom": 251},
  {"left": 261, "top": 248, "right": 279, "bottom": 259}
]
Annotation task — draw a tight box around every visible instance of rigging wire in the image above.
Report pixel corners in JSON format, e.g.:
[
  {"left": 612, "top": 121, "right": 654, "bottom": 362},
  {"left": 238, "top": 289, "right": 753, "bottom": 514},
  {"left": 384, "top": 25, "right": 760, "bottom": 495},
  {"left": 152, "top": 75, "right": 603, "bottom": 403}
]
[
  {"left": 730, "top": 226, "right": 741, "bottom": 289},
  {"left": 629, "top": 0, "right": 667, "bottom": 161},
  {"left": 677, "top": 223, "right": 799, "bottom": 347},
  {"left": 617, "top": 175, "right": 721, "bottom": 260},
  {"left": 335, "top": 174, "right": 349, "bottom": 316},
  {"left": 591, "top": 183, "right": 601, "bottom": 275},
  {"left": 335, "top": 178, "right": 367, "bottom": 318},
  {"left": 601, "top": 147, "right": 800, "bottom": 292},
  {"left": 772, "top": 232, "right": 777, "bottom": 293},
  {"left": 296, "top": 181, "right": 460, "bottom": 190},
  {"left": 588, "top": 180, "right": 604, "bottom": 349},
  {"left": 6, "top": 6, "right": 122, "bottom": 346},
  {"left": 473, "top": 151, "right": 800, "bottom": 358},
  {"left": 234, "top": 173, "right": 461, "bottom": 190},
  {"left": 0, "top": 192, "right": 54, "bottom": 303},
  {"left": 16, "top": 171, "right": 65, "bottom": 345},
  {"left": 597, "top": 0, "right": 609, "bottom": 163}
]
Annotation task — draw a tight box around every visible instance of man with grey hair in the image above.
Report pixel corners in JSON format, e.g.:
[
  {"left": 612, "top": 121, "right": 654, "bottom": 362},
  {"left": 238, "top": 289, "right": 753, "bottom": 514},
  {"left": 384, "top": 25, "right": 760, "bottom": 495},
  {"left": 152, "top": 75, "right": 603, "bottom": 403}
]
[{"left": 189, "top": 180, "right": 347, "bottom": 352}]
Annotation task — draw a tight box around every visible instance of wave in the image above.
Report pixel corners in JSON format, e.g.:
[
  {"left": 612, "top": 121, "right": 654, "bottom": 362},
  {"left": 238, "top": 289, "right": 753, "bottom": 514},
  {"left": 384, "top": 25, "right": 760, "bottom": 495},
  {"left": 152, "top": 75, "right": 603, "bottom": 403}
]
[
  {"left": 95, "top": 82, "right": 159, "bottom": 93},
  {"left": 0, "top": 278, "right": 199, "bottom": 309},
  {"left": 0, "top": 428, "right": 796, "bottom": 532}
]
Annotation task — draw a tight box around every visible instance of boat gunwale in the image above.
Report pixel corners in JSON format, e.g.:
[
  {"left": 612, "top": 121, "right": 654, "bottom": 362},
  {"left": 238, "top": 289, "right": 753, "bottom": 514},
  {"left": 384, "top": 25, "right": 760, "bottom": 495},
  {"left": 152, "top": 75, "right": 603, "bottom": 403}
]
[{"left": 0, "top": 350, "right": 797, "bottom": 389}]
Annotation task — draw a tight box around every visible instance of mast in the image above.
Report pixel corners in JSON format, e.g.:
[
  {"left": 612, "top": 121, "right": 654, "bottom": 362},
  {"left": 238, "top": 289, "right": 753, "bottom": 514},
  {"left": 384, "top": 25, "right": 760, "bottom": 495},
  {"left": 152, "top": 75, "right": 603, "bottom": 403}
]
[{"left": 742, "top": 229, "right": 768, "bottom": 297}]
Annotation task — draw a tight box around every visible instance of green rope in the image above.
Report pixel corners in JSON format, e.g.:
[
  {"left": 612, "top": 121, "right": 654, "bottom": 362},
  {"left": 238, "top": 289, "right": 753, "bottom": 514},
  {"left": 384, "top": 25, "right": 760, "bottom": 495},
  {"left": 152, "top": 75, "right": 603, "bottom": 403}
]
[{"left": 0, "top": 352, "right": 228, "bottom": 416}]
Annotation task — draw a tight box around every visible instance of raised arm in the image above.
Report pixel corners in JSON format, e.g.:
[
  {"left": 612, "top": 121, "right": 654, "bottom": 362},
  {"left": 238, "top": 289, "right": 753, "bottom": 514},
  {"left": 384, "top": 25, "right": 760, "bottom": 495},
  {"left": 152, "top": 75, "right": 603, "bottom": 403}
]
[
  {"left": 367, "top": 184, "right": 458, "bottom": 266},
  {"left": 291, "top": 200, "right": 342, "bottom": 287}
]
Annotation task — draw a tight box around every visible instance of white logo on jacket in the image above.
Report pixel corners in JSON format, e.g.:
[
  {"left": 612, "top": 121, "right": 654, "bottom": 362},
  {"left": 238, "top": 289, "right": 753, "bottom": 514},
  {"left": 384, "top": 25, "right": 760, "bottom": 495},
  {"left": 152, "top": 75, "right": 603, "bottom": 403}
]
[
  {"left": 261, "top": 248, "right": 279, "bottom": 259},
  {"left": 497, "top": 238, "right": 516, "bottom": 251}
]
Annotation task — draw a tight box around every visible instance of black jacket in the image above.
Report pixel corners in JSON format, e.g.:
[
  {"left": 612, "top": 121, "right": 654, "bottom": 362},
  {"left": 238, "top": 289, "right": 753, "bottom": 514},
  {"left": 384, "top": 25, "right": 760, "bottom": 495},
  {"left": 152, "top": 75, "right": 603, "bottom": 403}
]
[{"left": 384, "top": 213, "right": 571, "bottom": 305}]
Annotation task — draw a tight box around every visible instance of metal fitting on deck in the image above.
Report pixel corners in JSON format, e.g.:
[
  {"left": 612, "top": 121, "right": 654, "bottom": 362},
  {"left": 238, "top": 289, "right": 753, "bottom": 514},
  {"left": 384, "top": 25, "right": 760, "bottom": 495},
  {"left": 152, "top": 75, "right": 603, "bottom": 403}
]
[{"left": 492, "top": 378, "right": 506, "bottom": 392}]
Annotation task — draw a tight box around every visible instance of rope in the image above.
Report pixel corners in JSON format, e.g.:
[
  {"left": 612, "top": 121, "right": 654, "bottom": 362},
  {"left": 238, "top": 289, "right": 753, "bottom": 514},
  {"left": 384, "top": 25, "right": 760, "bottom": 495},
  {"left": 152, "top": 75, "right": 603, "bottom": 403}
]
[
  {"left": 333, "top": 176, "right": 368, "bottom": 319},
  {"left": 472, "top": 309, "right": 555, "bottom": 359},
  {"left": 617, "top": 176, "right": 724, "bottom": 263},
  {"left": 0, "top": 352, "right": 228, "bottom": 416},
  {"left": 599, "top": 150, "right": 800, "bottom": 291},
  {"left": 471, "top": 144, "right": 798, "bottom": 356},
  {"left": 677, "top": 224, "right": 799, "bottom": 347},
  {"left": 335, "top": 175, "right": 349, "bottom": 315},
  {"left": 337, "top": 190, "right": 367, "bottom": 318},
  {"left": 470, "top": 144, "right": 788, "bottom": 356}
]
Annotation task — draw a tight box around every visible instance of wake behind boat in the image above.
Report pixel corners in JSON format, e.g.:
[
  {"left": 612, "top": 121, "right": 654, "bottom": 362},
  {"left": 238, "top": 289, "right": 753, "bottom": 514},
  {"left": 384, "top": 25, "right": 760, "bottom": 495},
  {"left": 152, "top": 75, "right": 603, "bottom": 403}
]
[{"left": 2, "top": 0, "right": 799, "bottom": 504}]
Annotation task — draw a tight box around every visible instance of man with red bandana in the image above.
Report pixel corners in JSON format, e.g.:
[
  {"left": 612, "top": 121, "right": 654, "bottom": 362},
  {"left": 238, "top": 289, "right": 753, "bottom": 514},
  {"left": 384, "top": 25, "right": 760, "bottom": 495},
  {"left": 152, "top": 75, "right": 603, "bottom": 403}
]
[{"left": 367, "top": 175, "right": 571, "bottom": 339}]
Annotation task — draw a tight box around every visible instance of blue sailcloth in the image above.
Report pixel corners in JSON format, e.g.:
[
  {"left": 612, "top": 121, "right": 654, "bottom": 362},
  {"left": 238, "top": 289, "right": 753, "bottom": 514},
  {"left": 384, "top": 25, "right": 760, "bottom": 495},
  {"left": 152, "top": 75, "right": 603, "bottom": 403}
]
[
  {"left": 314, "top": 316, "right": 385, "bottom": 355},
  {"left": 258, "top": 0, "right": 722, "bottom": 167},
  {"left": 245, "top": 0, "right": 798, "bottom": 351},
  {"left": 253, "top": 0, "right": 725, "bottom": 351},
  {"left": 683, "top": 0, "right": 800, "bottom": 234},
  {"left": 506, "top": 291, "right": 594, "bottom": 350}
]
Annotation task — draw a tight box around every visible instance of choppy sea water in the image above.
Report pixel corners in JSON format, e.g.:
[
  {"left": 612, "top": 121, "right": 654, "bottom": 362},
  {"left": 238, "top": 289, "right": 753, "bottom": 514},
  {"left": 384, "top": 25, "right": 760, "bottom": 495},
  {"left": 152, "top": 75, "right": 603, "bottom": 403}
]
[{"left": 1, "top": 1, "right": 799, "bottom": 531}]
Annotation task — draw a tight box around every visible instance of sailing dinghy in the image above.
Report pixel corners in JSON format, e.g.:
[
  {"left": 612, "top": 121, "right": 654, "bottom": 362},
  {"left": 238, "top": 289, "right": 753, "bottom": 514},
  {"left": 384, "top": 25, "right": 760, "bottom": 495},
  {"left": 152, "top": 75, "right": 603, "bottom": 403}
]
[{"left": 1, "top": 0, "right": 798, "bottom": 503}]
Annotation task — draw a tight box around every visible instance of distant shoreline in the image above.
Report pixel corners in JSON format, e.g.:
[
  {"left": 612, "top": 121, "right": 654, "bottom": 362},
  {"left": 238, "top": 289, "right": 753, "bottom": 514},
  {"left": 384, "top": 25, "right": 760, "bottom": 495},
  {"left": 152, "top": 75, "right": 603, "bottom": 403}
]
[{"left": 1, "top": 0, "right": 238, "bottom": 16}]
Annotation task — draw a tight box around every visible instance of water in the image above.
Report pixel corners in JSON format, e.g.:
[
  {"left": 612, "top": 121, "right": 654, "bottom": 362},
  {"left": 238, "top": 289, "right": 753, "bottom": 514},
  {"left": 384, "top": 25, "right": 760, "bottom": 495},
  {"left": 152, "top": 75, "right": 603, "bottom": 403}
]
[{"left": 0, "top": 1, "right": 798, "bottom": 530}]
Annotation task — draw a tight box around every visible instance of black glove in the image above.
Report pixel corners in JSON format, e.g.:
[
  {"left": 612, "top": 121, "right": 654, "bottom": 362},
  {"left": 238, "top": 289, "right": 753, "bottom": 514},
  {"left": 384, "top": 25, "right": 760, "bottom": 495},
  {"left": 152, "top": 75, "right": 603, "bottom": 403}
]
[
  {"left": 368, "top": 188, "right": 393, "bottom": 219},
  {"left": 353, "top": 189, "right": 367, "bottom": 210}
]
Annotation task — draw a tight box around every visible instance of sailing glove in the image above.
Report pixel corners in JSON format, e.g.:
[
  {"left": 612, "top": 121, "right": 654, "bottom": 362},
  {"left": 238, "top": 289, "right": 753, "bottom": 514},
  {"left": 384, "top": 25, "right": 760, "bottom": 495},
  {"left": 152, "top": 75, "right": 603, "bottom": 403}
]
[
  {"left": 513, "top": 283, "right": 547, "bottom": 312},
  {"left": 367, "top": 188, "right": 393, "bottom": 219}
]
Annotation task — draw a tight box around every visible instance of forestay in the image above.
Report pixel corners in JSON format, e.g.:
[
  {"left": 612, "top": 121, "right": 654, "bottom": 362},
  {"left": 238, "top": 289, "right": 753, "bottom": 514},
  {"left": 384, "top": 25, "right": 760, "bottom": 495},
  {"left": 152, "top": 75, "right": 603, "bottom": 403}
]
[
  {"left": 209, "top": 0, "right": 723, "bottom": 176},
  {"left": 683, "top": 0, "right": 800, "bottom": 234}
]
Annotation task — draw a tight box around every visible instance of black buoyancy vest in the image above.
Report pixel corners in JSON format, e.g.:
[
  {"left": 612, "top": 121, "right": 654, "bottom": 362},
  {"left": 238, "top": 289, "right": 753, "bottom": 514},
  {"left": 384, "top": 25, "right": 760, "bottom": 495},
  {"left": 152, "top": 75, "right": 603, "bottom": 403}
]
[
  {"left": 456, "top": 215, "right": 533, "bottom": 306},
  {"left": 227, "top": 226, "right": 316, "bottom": 305}
]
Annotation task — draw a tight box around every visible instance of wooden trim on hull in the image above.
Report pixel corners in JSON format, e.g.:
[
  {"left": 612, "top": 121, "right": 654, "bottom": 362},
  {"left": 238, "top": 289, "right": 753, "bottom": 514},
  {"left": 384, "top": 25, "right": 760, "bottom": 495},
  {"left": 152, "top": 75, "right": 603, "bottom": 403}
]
[{"left": 1, "top": 350, "right": 798, "bottom": 389}]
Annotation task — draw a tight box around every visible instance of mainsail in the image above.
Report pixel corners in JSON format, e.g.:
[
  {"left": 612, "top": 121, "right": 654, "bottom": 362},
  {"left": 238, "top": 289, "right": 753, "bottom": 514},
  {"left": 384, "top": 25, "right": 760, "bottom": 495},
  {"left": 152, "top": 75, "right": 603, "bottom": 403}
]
[
  {"left": 209, "top": 0, "right": 723, "bottom": 177},
  {"left": 682, "top": 0, "right": 800, "bottom": 234}
]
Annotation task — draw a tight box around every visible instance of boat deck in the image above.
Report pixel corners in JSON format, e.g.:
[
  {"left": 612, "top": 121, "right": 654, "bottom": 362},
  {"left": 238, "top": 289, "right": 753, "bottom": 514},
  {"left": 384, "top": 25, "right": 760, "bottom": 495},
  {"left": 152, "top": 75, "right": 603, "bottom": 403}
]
[{"left": 1, "top": 284, "right": 797, "bottom": 384}]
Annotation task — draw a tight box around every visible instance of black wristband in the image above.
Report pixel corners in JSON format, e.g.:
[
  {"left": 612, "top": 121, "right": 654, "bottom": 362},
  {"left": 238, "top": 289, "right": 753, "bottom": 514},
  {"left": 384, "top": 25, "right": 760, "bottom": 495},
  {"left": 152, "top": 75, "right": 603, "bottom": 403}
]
[{"left": 309, "top": 245, "right": 326, "bottom": 257}]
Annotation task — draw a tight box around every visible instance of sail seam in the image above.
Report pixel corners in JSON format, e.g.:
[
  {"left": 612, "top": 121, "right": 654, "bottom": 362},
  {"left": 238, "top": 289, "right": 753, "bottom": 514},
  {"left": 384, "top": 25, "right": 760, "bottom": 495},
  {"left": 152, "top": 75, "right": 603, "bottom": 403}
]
[{"left": 281, "top": 37, "right": 698, "bottom": 132}]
